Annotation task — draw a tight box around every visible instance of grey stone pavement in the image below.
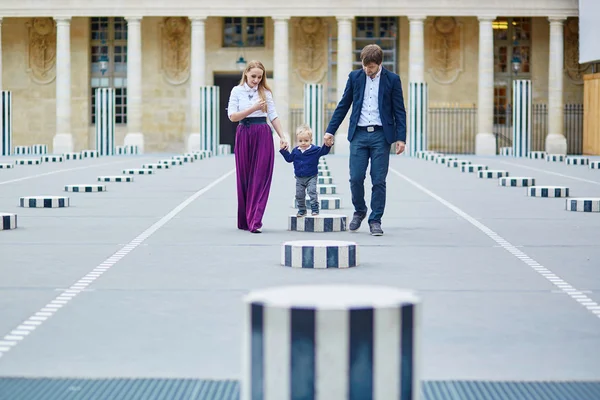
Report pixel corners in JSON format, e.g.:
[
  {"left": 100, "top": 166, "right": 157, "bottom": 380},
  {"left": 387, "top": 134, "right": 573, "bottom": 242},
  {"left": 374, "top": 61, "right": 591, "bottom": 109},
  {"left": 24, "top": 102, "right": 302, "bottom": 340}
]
[{"left": 0, "top": 151, "right": 599, "bottom": 383}]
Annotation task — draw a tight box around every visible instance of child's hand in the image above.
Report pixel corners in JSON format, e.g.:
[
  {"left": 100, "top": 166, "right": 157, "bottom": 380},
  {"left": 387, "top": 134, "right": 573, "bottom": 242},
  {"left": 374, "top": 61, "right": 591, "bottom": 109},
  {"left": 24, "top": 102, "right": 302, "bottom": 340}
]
[{"left": 280, "top": 139, "right": 289, "bottom": 150}]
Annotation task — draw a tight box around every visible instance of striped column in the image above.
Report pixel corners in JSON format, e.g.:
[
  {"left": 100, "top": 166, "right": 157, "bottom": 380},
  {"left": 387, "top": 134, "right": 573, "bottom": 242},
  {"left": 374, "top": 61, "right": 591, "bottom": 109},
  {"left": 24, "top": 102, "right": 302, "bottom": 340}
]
[
  {"left": 200, "top": 86, "right": 219, "bottom": 155},
  {"left": 408, "top": 82, "right": 428, "bottom": 157},
  {"left": 1, "top": 91, "right": 11, "bottom": 156},
  {"left": 95, "top": 88, "right": 115, "bottom": 156},
  {"left": 511, "top": 80, "right": 532, "bottom": 158},
  {"left": 242, "top": 284, "right": 421, "bottom": 400},
  {"left": 304, "top": 84, "right": 324, "bottom": 147}
]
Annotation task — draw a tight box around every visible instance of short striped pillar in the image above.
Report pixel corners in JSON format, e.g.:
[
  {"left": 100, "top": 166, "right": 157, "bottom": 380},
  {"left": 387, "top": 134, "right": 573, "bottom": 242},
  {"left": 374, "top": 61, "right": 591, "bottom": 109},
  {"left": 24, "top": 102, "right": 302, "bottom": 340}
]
[
  {"left": 408, "top": 82, "right": 428, "bottom": 157},
  {"left": 95, "top": 88, "right": 115, "bottom": 156},
  {"left": 511, "top": 80, "right": 532, "bottom": 158},
  {"left": 242, "top": 284, "right": 421, "bottom": 400},
  {"left": 1, "top": 91, "right": 12, "bottom": 156},
  {"left": 200, "top": 86, "right": 220, "bottom": 155},
  {"left": 304, "top": 84, "right": 324, "bottom": 147},
  {"left": 32, "top": 144, "right": 48, "bottom": 155}
]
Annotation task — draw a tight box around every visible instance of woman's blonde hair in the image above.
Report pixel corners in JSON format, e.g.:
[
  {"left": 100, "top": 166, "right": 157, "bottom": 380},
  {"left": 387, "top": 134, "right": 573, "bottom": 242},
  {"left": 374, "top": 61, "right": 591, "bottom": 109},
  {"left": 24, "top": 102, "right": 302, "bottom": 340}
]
[
  {"left": 239, "top": 60, "right": 272, "bottom": 112},
  {"left": 296, "top": 124, "right": 313, "bottom": 140}
]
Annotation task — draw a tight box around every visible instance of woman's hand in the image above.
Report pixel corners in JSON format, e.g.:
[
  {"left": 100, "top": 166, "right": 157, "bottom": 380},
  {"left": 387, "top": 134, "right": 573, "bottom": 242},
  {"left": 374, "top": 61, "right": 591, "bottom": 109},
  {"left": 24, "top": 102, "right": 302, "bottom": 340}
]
[
  {"left": 251, "top": 99, "right": 266, "bottom": 112},
  {"left": 280, "top": 138, "right": 289, "bottom": 151}
]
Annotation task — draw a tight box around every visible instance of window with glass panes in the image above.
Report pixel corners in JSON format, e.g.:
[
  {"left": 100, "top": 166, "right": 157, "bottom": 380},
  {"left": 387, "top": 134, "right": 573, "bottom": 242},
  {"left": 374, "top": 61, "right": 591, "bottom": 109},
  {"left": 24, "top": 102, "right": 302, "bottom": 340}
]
[
  {"left": 354, "top": 17, "right": 398, "bottom": 73},
  {"left": 90, "top": 17, "right": 128, "bottom": 124},
  {"left": 493, "top": 17, "right": 531, "bottom": 126},
  {"left": 223, "top": 17, "right": 265, "bottom": 47}
]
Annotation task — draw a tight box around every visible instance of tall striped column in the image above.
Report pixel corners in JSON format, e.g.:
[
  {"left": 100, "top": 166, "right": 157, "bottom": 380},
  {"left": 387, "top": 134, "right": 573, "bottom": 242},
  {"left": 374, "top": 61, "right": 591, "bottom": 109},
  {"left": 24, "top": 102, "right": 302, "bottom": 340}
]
[
  {"left": 95, "top": 88, "right": 115, "bottom": 156},
  {"left": 242, "top": 284, "right": 421, "bottom": 400},
  {"left": 408, "top": 82, "right": 428, "bottom": 157},
  {"left": 512, "top": 80, "right": 532, "bottom": 158},
  {"left": 1, "top": 91, "right": 11, "bottom": 156},
  {"left": 304, "top": 84, "right": 324, "bottom": 147},
  {"left": 200, "top": 86, "right": 219, "bottom": 154}
]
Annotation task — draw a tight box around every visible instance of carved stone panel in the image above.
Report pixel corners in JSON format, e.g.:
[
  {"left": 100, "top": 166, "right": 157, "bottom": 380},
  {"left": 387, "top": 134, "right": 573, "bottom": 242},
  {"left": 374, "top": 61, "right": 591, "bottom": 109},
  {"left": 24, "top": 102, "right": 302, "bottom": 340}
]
[
  {"left": 564, "top": 18, "right": 591, "bottom": 85},
  {"left": 294, "top": 17, "right": 327, "bottom": 84},
  {"left": 26, "top": 18, "right": 56, "bottom": 85},
  {"left": 426, "top": 17, "right": 463, "bottom": 85},
  {"left": 160, "top": 17, "right": 191, "bottom": 85}
]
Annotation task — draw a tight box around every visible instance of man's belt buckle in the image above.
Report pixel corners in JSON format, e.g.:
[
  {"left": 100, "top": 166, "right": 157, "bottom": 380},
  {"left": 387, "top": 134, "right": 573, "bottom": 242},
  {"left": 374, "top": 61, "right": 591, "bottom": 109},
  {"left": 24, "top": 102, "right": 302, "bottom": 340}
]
[{"left": 367, "top": 126, "right": 375, "bottom": 132}]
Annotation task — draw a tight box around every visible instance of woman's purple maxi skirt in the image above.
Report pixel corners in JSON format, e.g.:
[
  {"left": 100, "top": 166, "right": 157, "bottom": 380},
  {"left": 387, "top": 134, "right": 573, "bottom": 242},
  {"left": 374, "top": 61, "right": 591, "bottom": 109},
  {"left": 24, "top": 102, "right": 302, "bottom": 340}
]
[{"left": 234, "top": 123, "right": 274, "bottom": 232}]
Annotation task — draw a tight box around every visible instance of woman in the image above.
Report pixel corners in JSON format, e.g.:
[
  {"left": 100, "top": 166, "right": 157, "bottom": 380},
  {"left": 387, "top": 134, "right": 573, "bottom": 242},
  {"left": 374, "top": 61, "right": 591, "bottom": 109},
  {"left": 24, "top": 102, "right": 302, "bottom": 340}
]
[{"left": 227, "top": 60, "right": 288, "bottom": 233}]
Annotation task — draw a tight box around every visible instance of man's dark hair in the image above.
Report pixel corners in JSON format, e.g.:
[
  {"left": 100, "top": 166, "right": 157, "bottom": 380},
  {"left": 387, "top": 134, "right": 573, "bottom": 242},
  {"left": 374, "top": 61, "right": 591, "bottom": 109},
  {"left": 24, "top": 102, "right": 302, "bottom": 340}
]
[{"left": 360, "top": 44, "right": 383, "bottom": 65}]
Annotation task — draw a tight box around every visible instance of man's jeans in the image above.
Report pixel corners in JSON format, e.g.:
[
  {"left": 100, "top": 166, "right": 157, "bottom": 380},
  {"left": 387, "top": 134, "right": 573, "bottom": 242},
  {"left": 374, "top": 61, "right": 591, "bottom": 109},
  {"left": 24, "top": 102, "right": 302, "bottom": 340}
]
[
  {"left": 349, "top": 129, "right": 390, "bottom": 223},
  {"left": 296, "top": 175, "right": 319, "bottom": 212}
]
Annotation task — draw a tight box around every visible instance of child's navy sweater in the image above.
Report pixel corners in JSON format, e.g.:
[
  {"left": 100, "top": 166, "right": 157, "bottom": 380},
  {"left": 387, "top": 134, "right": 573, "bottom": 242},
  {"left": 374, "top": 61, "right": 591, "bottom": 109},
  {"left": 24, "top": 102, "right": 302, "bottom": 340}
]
[{"left": 279, "top": 144, "right": 331, "bottom": 177}]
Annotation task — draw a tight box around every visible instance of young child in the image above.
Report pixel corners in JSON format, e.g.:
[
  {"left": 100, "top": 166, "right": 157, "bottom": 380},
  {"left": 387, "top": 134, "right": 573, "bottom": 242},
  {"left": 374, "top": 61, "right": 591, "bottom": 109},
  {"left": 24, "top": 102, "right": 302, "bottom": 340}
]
[{"left": 280, "top": 124, "right": 331, "bottom": 217}]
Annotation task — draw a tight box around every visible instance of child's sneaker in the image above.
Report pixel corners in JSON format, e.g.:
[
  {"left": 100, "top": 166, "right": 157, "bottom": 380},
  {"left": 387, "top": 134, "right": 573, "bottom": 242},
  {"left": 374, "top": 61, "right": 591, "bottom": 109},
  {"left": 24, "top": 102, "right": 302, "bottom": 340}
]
[
  {"left": 297, "top": 210, "right": 307, "bottom": 217},
  {"left": 311, "top": 210, "right": 319, "bottom": 216}
]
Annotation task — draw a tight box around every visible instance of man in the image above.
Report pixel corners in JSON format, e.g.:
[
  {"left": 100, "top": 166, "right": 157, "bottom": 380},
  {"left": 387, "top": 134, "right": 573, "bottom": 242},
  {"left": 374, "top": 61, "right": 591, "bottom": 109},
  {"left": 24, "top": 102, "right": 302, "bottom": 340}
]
[{"left": 324, "top": 44, "right": 406, "bottom": 236}]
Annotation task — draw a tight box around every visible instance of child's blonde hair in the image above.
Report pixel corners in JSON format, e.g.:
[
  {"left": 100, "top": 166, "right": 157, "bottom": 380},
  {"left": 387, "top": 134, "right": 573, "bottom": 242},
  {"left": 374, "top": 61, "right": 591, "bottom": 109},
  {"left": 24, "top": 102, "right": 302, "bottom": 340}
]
[{"left": 296, "top": 124, "right": 313, "bottom": 140}]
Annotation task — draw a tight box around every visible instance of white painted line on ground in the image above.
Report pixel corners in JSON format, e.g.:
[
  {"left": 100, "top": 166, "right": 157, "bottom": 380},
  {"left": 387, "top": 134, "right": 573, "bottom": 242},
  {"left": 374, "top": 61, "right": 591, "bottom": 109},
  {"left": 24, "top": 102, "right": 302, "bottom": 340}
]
[
  {"left": 0, "top": 168, "right": 235, "bottom": 361},
  {"left": 391, "top": 167, "right": 600, "bottom": 320},
  {"left": 496, "top": 160, "right": 600, "bottom": 186},
  {"left": 0, "top": 159, "right": 150, "bottom": 186}
]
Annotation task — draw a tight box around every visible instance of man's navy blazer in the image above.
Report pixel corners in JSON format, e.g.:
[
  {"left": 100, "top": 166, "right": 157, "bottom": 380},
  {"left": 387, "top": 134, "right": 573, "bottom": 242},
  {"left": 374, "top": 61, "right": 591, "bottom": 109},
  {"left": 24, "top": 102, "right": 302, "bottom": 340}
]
[{"left": 325, "top": 67, "right": 407, "bottom": 145}]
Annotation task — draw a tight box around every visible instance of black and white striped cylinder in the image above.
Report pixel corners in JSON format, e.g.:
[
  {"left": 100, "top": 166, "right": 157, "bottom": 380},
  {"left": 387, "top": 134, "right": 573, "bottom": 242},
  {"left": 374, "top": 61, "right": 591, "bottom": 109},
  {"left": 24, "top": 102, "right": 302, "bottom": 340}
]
[
  {"left": 408, "top": 82, "right": 428, "bottom": 157},
  {"left": 317, "top": 184, "right": 336, "bottom": 195},
  {"left": 200, "top": 86, "right": 220, "bottom": 155},
  {"left": 1, "top": 91, "right": 12, "bottom": 156},
  {"left": 218, "top": 144, "right": 232, "bottom": 155},
  {"left": 15, "top": 159, "right": 41, "bottom": 165},
  {"left": 1, "top": 213, "right": 17, "bottom": 230},
  {"left": 435, "top": 156, "right": 457, "bottom": 164},
  {"left": 142, "top": 163, "right": 170, "bottom": 169},
  {"left": 241, "top": 284, "right": 420, "bottom": 400},
  {"left": 528, "top": 186, "right": 569, "bottom": 198},
  {"left": 32, "top": 144, "right": 48, "bottom": 155},
  {"left": 293, "top": 197, "right": 342, "bottom": 210},
  {"left": 318, "top": 170, "right": 331, "bottom": 177},
  {"left": 43, "top": 155, "right": 63, "bottom": 163},
  {"left": 14, "top": 146, "right": 31, "bottom": 155},
  {"left": 590, "top": 161, "right": 600, "bottom": 169},
  {"left": 424, "top": 153, "right": 438, "bottom": 161},
  {"left": 122, "top": 168, "right": 154, "bottom": 175},
  {"left": 304, "top": 83, "right": 324, "bottom": 147},
  {"left": 186, "top": 152, "right": 201, "bottom": 160},
  {"left": 196, "top": 149, "right": 212, "bottom": 158},
  {"left": 461, "top": 164, "right": 487, "bottom": 173},
  {"left": 546, "top": 154, "right": 565, "bottom": 162},
  {"left": 160, "top": 159, "right": 183, "bottom": 166},
  {"left": 98, "top": 176, "right": 133, "bottom": 182},
  {"left": 318, "top": 176, "right": 333, "bottom": 185},
  {"left": 281, "top": 240, "right": 358, "bottom": 268},
  {"left": 478, "top": 170, "right": 509, "bottom": 179},
  {"left": 499, "top": 177, "right": 535, "bottom": 187},
  {"left": 0, "top": 163, "right": 14, "bottom": 169},
  {"left": 318, "top": 164, "right": 329, "bottom": 171},
  {"left": 566, "top": 156, "right": 589, "bottom": 166},
  {"left": 116, "top": 145, "right": 139, "bottom": 155},
  {"left": 173, "top": 155, "right": 195, "bottom": 163},
  {"left": 288, "top": 214, "right": 346, "bottom": 232},
  {"left": 95, "top": 88, "right": 115, "bottom": 156},
  {"left": 19, "top": 196, "right": 69, "bottom": 208},
  {"left": 82, "top": 150, "right": 99, "bottom": 158},
  {"left": 566, "top": 198, "right": 600, "bottom": 212},
  {"left": 63, "top": 152, "right": 82, "bottom": 160},
  {"left": 64, "top": 184, "right": 106, "bottom": 192},
  {"left": 511, "top": 80, "right": 531, "bottom": 158},
  {"left": 499, "top": 147, "right": 513, "bottom": 156},
  {"left": 528, "top": 151, "right": 546, "bottom": 160},
  {"left": 447, "top": 160, "right": 471, "bottom": 168}
]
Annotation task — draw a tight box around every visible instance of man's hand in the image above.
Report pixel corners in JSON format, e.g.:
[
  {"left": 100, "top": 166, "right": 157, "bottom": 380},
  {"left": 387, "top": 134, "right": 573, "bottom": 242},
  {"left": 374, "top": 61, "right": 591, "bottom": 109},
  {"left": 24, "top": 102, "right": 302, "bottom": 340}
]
[
  {"left": 324, "top": 133, "right": 335, "bottom": 147},
  {"left": 395, "top": 141, "right": 406, "bottom": 155}
]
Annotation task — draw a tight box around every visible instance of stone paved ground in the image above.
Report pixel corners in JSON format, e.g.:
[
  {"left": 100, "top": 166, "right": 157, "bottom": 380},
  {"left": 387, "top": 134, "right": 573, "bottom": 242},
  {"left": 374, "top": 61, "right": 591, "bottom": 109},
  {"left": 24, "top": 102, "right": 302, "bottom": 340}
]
[{"left": 0, "top": 152, "right": 599, "bottom": 382}]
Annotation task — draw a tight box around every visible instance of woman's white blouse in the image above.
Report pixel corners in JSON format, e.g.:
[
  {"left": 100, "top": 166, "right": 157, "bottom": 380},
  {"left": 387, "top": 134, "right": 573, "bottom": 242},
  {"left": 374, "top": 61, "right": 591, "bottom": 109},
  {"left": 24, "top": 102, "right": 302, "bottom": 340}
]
[{"left": 227, "top": 83, "right": 278, "bottom": 122}]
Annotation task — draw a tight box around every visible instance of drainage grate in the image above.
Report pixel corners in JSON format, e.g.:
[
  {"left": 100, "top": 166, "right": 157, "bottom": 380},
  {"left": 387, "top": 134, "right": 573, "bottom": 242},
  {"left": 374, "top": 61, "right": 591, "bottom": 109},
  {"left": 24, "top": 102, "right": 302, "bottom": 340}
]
[{"left": 1, "top": 378, "right": 599, "bottom": 400}]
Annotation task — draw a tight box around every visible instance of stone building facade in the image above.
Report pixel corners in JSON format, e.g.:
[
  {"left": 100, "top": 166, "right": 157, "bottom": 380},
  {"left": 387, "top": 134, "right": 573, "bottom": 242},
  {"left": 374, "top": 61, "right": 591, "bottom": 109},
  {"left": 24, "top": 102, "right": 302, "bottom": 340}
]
[{"left": 0, "top": 0, "right": 589, "bottom": 154}]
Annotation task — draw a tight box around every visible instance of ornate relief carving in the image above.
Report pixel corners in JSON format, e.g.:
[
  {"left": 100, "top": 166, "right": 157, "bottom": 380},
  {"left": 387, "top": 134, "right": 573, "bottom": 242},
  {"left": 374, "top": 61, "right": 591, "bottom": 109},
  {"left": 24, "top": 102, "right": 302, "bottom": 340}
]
[
  {"left": 427, "top": 17, "right": 463, "bottom": 85},
  {"left": 26, "top": 18, "right": 56, "bottom": 84},
  {"left": 294, "top": 17, "right": 327, "bottom": 84},
  {"left": 160, "top": 17, "right": 191, "bottom": 85},
  {"left": 564, "top": 18, "right": 591, "bottom": 85}
]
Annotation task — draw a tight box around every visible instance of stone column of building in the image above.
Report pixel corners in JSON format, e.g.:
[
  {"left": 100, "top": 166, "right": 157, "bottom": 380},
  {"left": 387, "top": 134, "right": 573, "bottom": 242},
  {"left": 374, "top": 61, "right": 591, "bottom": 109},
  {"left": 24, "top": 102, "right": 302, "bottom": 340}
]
[
  {"left": 408, "top": 16, "right": 425, "bottom": 84},
  {"left": 475, "top": 16, "right": 496, "bottom": 155},
  {"left": 333, "top": 16, "right": 354, "bottom": 156},
  {"left": 53, "top": 17, "right": 73, "bottom": 153},
  {"left": 273, "top": 17, "right": 290, "bottom": 144},
  {"left": 124, "top": 17, "right": 144, "bottom": 153},
  {"left": 187, "top": 16, "right": 206, "bottom": 152},
  {"left": 546, "top": 17, "right": 567, "bottom": 154}
]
